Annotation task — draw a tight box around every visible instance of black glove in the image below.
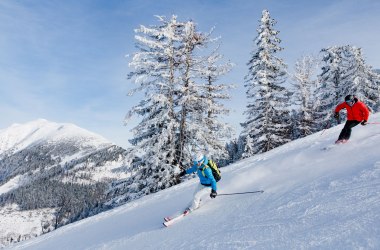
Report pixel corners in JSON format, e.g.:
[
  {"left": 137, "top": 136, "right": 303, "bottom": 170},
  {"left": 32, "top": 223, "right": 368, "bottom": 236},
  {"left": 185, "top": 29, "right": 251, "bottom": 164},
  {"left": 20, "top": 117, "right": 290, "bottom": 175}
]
[
  {"left": 334, "top": 112, "right": 339, "bottom": 119},
  {"left": 361, "top": 120, "right": 367, "bottom": 126},
  {"left": 179, "top": 170, "right": 186, "bottom": 177},
  {"left": 210, "top": 190, "right": 217, "bottom": 199}
]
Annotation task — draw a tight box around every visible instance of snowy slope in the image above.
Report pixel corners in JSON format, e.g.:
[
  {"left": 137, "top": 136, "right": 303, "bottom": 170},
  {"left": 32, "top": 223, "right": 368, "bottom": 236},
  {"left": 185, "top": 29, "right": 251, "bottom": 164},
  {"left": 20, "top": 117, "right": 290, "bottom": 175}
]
[{"left": 10, "top": 113, "right": 380, "bottom": 250}]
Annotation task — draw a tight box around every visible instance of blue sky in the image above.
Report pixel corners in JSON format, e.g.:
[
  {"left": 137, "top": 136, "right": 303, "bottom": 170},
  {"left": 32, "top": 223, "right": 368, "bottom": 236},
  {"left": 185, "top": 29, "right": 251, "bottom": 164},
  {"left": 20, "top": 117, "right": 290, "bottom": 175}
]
[{"left": 1, "top": 0, "right": 379, "bottom": 148}]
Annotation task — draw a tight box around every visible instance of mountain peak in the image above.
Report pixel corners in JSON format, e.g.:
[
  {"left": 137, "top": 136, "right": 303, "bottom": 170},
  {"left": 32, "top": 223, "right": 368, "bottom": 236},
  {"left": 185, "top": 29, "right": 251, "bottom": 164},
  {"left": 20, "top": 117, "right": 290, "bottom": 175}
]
[{"left": 0, "top": 119, "right": 112, "bottom": 154}]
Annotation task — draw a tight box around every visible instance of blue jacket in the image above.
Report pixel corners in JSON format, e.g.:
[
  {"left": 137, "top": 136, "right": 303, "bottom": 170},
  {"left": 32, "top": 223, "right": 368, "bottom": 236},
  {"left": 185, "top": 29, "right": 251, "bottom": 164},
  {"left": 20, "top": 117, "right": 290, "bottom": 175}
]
[{"left": 186, "top": 156, "right": 217, "bottom": 191}]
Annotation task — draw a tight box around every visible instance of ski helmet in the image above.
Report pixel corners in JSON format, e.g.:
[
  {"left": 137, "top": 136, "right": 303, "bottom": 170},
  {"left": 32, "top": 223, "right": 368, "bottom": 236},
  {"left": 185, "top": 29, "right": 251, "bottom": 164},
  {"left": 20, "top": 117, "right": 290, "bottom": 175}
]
[
  {"left": 345, "top": 95, "right": 355, "bottom": 102},
  {"left": 193, "top": 153, "right": 204, "bottom": 163}
]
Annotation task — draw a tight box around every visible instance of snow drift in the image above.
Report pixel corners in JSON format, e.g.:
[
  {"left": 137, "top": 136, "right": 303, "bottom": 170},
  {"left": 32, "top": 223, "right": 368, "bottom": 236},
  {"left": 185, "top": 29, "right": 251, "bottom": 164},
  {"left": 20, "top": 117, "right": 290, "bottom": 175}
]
[{"left": 10, "top": 113, "right": 380, "bottom": 249}]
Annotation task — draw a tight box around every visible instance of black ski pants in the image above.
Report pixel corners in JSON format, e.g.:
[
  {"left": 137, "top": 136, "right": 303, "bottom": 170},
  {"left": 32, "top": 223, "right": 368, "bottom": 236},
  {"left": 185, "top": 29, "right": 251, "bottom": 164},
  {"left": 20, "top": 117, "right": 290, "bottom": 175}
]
[{"left": 338, "top": 120, "right": 361, "bottom": 141}]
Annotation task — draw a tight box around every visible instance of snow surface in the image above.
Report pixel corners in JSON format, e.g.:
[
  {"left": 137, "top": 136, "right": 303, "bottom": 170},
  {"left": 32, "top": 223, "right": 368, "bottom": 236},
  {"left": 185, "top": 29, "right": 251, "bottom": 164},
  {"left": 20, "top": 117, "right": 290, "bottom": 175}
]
[
  {"left": 0, "top": 204, "right": 55, "bottom": 247},
  {"left": 0, "top": 175, "right": 24, "bottom": 195},
  {"left": 9, "top": 114, "right": 380, "bottom": 250}
]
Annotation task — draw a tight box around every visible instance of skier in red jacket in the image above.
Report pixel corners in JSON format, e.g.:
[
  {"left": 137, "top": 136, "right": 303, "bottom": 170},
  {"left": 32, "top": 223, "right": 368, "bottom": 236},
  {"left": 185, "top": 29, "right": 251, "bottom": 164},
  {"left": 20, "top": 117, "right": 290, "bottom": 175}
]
[{"left": 334, "top": 95, "right": 370, "bottom": 144}]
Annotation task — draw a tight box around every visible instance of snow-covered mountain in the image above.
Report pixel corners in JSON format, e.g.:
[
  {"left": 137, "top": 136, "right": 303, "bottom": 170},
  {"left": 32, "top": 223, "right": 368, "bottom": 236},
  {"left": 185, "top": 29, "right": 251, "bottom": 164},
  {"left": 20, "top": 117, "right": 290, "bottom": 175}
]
[
  {"left": 9, "top": 113, "right": 380, "bottom": 250},
  {"left": 0, "top": 119, "right": 131, "bottom": 247},
  {"left": 0, "top": 119, "right": 129, "bottom": 190},
  {"left": 0, "top": 119, "right": 110, "bottom": 155}
]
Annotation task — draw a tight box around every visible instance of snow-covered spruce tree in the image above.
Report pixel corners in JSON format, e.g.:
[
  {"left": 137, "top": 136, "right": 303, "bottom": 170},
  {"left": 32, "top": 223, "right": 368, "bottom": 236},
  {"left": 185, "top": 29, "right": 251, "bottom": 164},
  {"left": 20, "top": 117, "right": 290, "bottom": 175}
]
[
  {"left": 125, "top": 16, "right": 183, "bottom": 198},
  {"left": 221, "top": 139, "right": 237, "bottom": 166},
  {"left": 343, "top": 46, "right": 380, "bottom": 112},
  {"left": 175, "top": 20, "right": 204, "bottom": 166},
  {"left": 175, "top": 21, "right": 234, "bottom": 165},
  {"left": 373, "top": 69, "right": 380, "bottom": 112},
  {"left": 201, "top": 51, "right": 234, "bottom": 159},
  {"left": 316, "top": 46, "right": 349, "bottom": 128},
  {"left": 291, "top": 55, "right": 319, "bottom": 138},
  {"left": 241, "top": 9, "right": 291, "bottom": 158},
  {"left": 124, "top": 16, "right": 234, "bottom": 201}
]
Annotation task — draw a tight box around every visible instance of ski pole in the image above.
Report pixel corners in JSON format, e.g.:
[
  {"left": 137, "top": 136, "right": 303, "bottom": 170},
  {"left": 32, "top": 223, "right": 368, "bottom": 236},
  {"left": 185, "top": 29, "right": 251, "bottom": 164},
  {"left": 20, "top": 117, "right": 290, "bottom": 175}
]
[
  {"left": 367, "top": 122, "right": 380, "bottom": 124},
  {"left": 218, "top": 190, "right": 264, "bottom": 196},
  {"left": 320, "top": 120, "right": 331, "bottom": 136}
]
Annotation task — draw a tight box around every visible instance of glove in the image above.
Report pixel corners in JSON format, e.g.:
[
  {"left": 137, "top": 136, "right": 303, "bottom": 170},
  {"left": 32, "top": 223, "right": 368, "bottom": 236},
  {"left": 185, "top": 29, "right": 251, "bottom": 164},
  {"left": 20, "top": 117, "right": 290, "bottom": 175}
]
[
  {"left": 361, "top": 120, "right": 367, "bottom": 126},
  {"left": 179, "top": 170, "right": 186, "bottom": 177},
  {"left": 210, "top": 190, "right": 217, "bottom": 199},
  {"left": 334, "top": 112, "right": 339, "bottom": 119}
]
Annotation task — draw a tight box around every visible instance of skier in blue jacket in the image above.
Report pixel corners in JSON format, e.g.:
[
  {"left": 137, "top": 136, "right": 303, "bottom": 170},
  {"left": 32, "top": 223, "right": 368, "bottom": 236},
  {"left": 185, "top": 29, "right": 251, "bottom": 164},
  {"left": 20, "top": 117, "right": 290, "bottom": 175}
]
[
  {"left": 165, "top": 153, "right": 217, "bottom": 222},
  {"left": 180, "top": 153, "right": 217, "bottom": 213}
]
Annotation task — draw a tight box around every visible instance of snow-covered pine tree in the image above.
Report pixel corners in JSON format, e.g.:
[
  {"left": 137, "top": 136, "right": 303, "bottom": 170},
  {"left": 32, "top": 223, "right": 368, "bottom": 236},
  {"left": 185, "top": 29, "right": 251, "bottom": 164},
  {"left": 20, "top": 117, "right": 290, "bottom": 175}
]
[
  {"left": 222, "top": 139, "right": 238, "bottom": 166},
  {"left": 125, "top": 16, "right": 234, "bottom": 201},
  {"left": 291, "top": 55, "right": 319, "bottom": 138},
  {"left": 241, "top": 9, "right": 291, "bottom": 158},
  {"left": 316, "top": 46, "right": 348, "bottom": 128},
  {"left": 197, "top": 43, "right": 234, "bottom": 160},
  {"left": 343, "top": 46, "right": 379, "bottom": 112},
  {"left": 202, "top": 52, "right": 234, "bottom": 159},
  {"left": 373, "top": 69, "right": 380, "bottom": 112},
  {"left": 125, "top": 15, "right": 183, "bottom": 198},
  {"left": 175, "top": 21, "right": 234, "bottom": 164},
  {"left": 289, "top": 109, "right": 300, "bottom": 140},
  {"left": 174, "top": 20, "right": 204, "bottom": 166}
]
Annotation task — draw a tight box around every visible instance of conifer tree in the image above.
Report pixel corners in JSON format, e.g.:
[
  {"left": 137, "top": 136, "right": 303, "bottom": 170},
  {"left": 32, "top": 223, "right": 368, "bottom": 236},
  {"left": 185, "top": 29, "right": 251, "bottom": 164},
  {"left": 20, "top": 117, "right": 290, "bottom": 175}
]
[
  {"left": 373, "top": 70, "right": 380, "bottom": 112},
  {"left": 241, "top": 9, "right": 290, "bottom": 158},
  {"left": 125, "top": 16, "right": 234, "bottom": 200},
  {"left": 316, "top": 46, "right": 348, "bottom": 127},
  {"left": 126, "top": 16, "right": 183, "bottom": 196},
  {"left": 172, "top": 20, "right": 234, "bottom": 165},
  {"left": 291, "top": 55, "right": 318, "bottom": 138},
  {"left": 201, "top": 51, "right": 234, "bottom": 159},
  {"left": 343, "top": 46, "right": 379, "bottom": 112}
]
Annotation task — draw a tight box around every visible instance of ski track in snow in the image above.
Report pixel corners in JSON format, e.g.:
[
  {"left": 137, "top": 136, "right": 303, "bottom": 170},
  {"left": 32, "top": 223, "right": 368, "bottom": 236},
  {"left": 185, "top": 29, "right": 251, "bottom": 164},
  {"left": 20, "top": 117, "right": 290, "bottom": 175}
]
[{"left": 8, "top": 113, "right": 380, "bottom": 250}]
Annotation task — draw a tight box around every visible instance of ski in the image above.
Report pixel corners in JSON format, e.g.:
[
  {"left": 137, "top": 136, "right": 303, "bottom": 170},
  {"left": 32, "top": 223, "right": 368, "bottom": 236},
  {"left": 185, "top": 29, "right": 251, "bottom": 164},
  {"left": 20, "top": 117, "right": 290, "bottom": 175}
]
[
  {"left": 322, "top": 141, "right": 347, "bottom": 151},
  {"left": 322, "top": 145, "right": 336, "bottom": 151},
  {"left": 322, "top": 140, "right": 348, "bottom": 151},
  {"left": 163, "top": 210, "right": 190, "bottom": 227}
]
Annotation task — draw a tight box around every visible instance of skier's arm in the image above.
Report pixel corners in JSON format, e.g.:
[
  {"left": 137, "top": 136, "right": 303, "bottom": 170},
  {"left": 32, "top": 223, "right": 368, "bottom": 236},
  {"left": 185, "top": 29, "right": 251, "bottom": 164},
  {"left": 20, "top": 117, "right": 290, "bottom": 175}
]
[
  {"left": 186, "top": 164, "right": 197, "bottom": 174},
  {"left": 359, "top": 102, "right": 370, "bottom": 121},
  {"left": 334, "top": 102, "right": 346, "bottom": 113}
]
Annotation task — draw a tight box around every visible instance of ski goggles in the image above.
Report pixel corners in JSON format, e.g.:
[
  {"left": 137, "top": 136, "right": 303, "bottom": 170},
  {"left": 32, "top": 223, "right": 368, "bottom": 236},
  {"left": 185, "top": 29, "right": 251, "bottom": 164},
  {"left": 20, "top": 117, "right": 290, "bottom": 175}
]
[
  {"left": 196, "top": 159, "right": 204, "bottom": 165},
  {"left": 346, "top": 100, "right": 354, "bottom": 105}
]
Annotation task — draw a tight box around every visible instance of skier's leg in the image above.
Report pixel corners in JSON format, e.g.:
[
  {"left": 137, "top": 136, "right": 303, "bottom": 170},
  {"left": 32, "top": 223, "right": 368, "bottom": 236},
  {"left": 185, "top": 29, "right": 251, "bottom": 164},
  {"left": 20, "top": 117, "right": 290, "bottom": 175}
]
[
  {"left": 165, "top": 184, "right": 205, "bottom": 221},
  {"left": 165, "top": 184, "right": 211, "bottom": 221},
  {"left": 167, "top": 184, "right": 203, "bottom": 219},
  {"left": 338, "top": 121, "right": 350, "bottom": 141},
  {"left": 337, "top": 120, "right": 359, "bottom": 141},
  {"left": 167, "top": 184, "right": 208, "bottom": 220},
  {"left": 188, "top": 184, "right": 210, "bottom": 212},
  {"left": 341, "top": 120, "right": 360, "bottom": 140}
]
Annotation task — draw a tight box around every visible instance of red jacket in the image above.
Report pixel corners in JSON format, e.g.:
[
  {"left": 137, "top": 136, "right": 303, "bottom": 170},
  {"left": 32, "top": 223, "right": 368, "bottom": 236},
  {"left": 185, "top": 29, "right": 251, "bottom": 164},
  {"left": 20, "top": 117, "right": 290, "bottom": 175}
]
[{"left": 335, "top": 100, "right": 370, "bottom": 121}]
